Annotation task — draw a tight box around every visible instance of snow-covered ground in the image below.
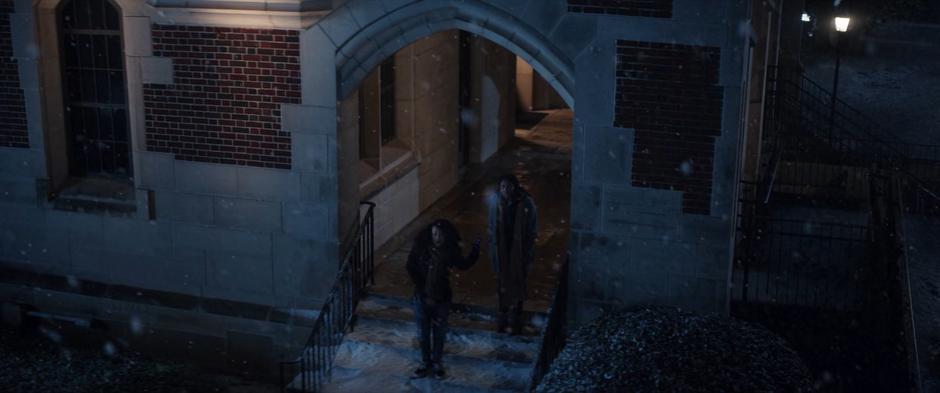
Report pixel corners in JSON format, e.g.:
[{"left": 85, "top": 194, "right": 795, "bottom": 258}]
[
  {"left": 288, "top": 295, "right": 540, "bottom": 393},
  {"left": 803, "top": 25, "right": 940, "bottom": 146},
  {"left": 900, "top": 214, "right": 940, "bottom": 392}
]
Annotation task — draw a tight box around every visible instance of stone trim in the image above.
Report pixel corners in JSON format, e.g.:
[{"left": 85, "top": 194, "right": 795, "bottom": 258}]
[
  {"left": 0, "top": 262, "right": 315, "bottom": 326},
  {"left": 146, "top": 0, "right": 332, "bottom": 13},
  {"left": 327, "top": 1, "right": 575, "bottom": 107}
]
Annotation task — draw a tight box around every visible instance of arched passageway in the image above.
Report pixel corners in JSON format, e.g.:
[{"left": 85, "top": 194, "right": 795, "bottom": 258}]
[
  {"left": 303, "top": 0, "right": 579, "bottom": 318},
  {"left": 300, "top": 3, "right": 579, "bottom": 387},
  {"left": 340, "top": 27, "right": 574, "bottom": 316}
]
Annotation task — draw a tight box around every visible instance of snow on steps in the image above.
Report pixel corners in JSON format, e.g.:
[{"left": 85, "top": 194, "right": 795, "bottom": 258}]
[
  {"left": 357, "top": 294, "right": 546, "bottom": 337},
  {"left": 324, "top": 339, "right": 530, "bottom": 392},
  {"left": 289, "top": 294, "right": 542, "bottom": 392}
]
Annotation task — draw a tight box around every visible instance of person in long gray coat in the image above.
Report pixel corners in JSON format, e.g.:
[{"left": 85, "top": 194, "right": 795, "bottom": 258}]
[{"left": 487, "top": 174, "right": 537, "bottom": 334}]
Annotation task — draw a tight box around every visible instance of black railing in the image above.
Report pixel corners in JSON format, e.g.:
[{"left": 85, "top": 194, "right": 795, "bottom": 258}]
[
  {"left": 526, "top": 256, "right": 570, "bottom": 392},
  {"left": 890, "top": 176, "right": 925, "bottom": 392},
  {"left": 279, "top": 201, "right": 376, "bottom": 393},
  {"left": 764, "top": 65, "right": 940, "bottom": 215},
  {"left": 733, "top": 181, "right": 871, "bottom": 310}
]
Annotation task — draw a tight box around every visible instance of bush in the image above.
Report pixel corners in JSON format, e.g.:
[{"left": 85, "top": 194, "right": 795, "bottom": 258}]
[{"left": 537, "top": 306, "right": 814, "bottom": 393}]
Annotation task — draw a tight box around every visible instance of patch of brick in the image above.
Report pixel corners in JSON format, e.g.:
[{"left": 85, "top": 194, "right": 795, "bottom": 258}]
[
  {"left": 568, "top": 0, "right": 673, "bottom": 18},
  {"left": 143, "top": 25, "right": 301, "bottom": 170},
  {"left": 614, "top": 40, "right": 723, "bottom": 215},
  {"left": 0, "top": 0, "right": 30, "bottom": 149}
]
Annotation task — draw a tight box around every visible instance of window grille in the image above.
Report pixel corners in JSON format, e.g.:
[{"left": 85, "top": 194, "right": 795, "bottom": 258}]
[{"left": 59, "top": 0, "right": 131, "bottom": 179}]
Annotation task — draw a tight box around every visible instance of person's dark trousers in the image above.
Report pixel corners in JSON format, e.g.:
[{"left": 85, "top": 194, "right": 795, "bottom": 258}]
[
  {"left": 413, "top": 296, "right": 450, "bottom": 366},
  {"left": 497, "top": 294, "right": 524, "bottom": 334}
]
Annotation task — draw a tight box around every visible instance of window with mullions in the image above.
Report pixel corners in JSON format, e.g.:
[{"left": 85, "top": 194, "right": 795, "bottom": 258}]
[{"left": 59, "top": 0, "right": 131, "bottom": 180}]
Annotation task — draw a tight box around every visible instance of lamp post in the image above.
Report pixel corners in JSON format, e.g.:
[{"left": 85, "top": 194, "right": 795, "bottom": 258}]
[{"left": 830, "top": 16, "right": 851, "bottom": 139}]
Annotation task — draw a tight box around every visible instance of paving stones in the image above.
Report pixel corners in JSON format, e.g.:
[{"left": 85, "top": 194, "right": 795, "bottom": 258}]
[{"left": 537, "top": 306, "right": 814, "bottom": 393}]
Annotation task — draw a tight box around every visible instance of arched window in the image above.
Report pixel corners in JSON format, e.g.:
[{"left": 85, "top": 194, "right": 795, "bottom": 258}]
[{"left": 59, "top": 0, "right": 131, "bottom": 179}]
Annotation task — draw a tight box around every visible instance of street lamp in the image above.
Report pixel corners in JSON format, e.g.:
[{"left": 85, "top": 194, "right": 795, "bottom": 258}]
[
  {"left": 829, "top": 15, "right": 851, "bottom": 138},
  {"left": 834, "top": 17, "right": 851, "bottom": 33}
]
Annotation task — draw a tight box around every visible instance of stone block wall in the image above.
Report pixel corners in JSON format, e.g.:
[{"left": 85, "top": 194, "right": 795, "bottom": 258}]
[
  {"left": 469, "top": 35, "right": 516, "bottom": 163},
  {"left": 0, "top": 0, "right": 757, "bottom": 357},
  {"left": 568, "top": 0, "right": 749, "bottom": 321},
  {"left": 341, "top": 30, "right": 465, "bottom": 250}
]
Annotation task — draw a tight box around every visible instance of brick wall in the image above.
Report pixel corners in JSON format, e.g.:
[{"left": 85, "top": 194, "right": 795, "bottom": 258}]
[
  {"left": 144, "top": 25, "right": 301, "bottom": 170},
  {"left": 0, "top": 0, "right": 29, "bottom": 148},
  {"left": 614, "top": 40, "right": 723, "bottom": 215},
  {"left": 568, "top": 0, "right": 673, "bottom": 18}
]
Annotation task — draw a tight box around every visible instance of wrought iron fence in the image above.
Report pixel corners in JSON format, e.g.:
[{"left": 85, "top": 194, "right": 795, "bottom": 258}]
[
  {"left": 733, "top": 182, "right": 871, "bottom": 310},
  {"left": 764, "top": 66, "right": 940, "bottom": 215},
  {"left": 526, "top": 255, "right": 570, "bottom": 392},
  {"left": 746, "top": 65, "right": 924, "bottom": 391},
  {"left": 279, "top": 201, "right": 376, "bottom": 393}
]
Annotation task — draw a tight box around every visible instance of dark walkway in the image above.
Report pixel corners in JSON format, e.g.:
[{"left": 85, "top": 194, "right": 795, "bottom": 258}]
[{"left": 368, "top": 110, "right": 572, "bottom": 314}]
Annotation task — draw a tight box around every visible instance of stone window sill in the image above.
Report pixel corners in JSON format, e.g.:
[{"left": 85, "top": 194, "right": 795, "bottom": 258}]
[
  {"left": 51, "top": 177, "right": 138, "bottom": 215},
  {"left": 359, "top": 151, "right": 419, "bottom": 201}
]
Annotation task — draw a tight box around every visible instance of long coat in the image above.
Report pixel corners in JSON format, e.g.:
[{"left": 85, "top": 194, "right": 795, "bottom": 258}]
[{"left": 487, "top": 191, "right": 537, "bottom": 297}]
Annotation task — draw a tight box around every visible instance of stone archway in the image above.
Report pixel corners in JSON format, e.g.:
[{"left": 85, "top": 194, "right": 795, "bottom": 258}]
[
  {"left": 290, "top": 0, "right": 578, "bottom": 244},
  {"left": 331, "top": 1, "right": 575, "bottom": 106}
]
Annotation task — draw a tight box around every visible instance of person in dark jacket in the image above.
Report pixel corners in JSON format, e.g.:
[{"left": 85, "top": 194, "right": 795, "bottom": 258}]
[
  {"left": 487, "top": 174, "right": 537, "bottom": 335},
  {"left": 406, "top": 219, "right": 480, "bottom": 379}
]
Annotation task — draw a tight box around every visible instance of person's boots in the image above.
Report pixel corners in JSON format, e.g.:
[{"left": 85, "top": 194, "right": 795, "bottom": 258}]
[
  {"left": 496, "top": 312, "right": 508, "bottom": 334},
  {"left": 432, "top": 362, "right": 446, "bottom": 379},
  {"left": 509, "top": 307, "right": 524, "bottom": 336},
  {"left": 411, "top": 362, "right": 431, "bottom": 379}
]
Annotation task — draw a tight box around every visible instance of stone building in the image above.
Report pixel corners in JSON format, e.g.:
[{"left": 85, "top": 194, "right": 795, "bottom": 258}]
[{"left": 0, "top": 0, "right": 801, "bottom": 376}]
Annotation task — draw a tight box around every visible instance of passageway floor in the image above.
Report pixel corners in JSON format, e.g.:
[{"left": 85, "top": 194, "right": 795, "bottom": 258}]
[{"left": 368, "top": 110, "right": 574, "bottom": 316}]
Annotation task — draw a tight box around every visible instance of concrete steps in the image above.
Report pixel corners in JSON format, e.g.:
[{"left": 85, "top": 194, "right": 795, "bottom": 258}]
[
  {"left": 356, "top": 294, "right": 545, "bottom": 337},
  {"left": 290, "top": 294, "right": 540, "bottom": 392}
]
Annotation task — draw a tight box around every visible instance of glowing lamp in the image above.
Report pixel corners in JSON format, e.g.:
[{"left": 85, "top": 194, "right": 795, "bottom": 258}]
[
  {"left": 834, "top": 17, "right": 851, "bottom": 32},
  {"left": 801, "top": 13, "right": 811, "bottom": 22}
]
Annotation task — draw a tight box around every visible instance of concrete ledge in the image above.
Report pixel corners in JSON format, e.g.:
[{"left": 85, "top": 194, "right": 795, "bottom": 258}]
[
  {"left": 147, "top": 0, "right": 332, "bottom": 13},
  {"left": 0, "top": 261, "right": 319, "bottom": 327},
  {"left": 151, "top": 7, "right": 327, "bottom": 29}
]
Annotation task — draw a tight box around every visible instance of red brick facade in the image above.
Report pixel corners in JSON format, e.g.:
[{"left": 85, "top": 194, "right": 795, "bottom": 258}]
[
  {"left": 143, "top": 25, "right": 301, "bottom": 170},
  {"left": 615, "top": 40, "right": 723, "bottom": 215},
  {"left": 0, "top": 0, "right": 30, "bottom": 149},
  {"left": 568, "top": 0, "right": 673, "bottom": 18}
]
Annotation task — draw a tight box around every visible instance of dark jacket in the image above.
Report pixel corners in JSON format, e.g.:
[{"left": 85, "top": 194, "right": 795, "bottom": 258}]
[{"left": 407, "top": 237, "right": 479, "bottom": 304}]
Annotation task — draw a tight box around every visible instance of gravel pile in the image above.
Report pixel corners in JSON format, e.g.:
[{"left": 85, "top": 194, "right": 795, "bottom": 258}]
[
  {"left": 537, "top": 306, "right": 814, "bottom": 393},
  {"left": 0, "top": 326, "right": 274, "bottom": 393}
]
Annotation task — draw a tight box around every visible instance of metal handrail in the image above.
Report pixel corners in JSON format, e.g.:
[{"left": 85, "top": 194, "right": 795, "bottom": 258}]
[
  {"left": 526, "top": 255, "right": 570, "bottom": 392},
  {"left": 764, "top": 66, "right": 940, "bottom": 213},
  {"left": 279, "top": 201, "right": 376, "bottom": 393}
]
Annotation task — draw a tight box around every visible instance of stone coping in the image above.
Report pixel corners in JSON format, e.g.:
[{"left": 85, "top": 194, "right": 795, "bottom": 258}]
[
  {"left": 0, "top": 261, "right": 318, "bottom": 327},
  {"left": 147, "top": 0, "right": 332, "bottom": 13}
]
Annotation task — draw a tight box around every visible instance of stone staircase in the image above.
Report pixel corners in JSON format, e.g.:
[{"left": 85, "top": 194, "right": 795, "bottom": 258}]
[{"left": 298, "top": 293, "right": 542, "bottom": 393}]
